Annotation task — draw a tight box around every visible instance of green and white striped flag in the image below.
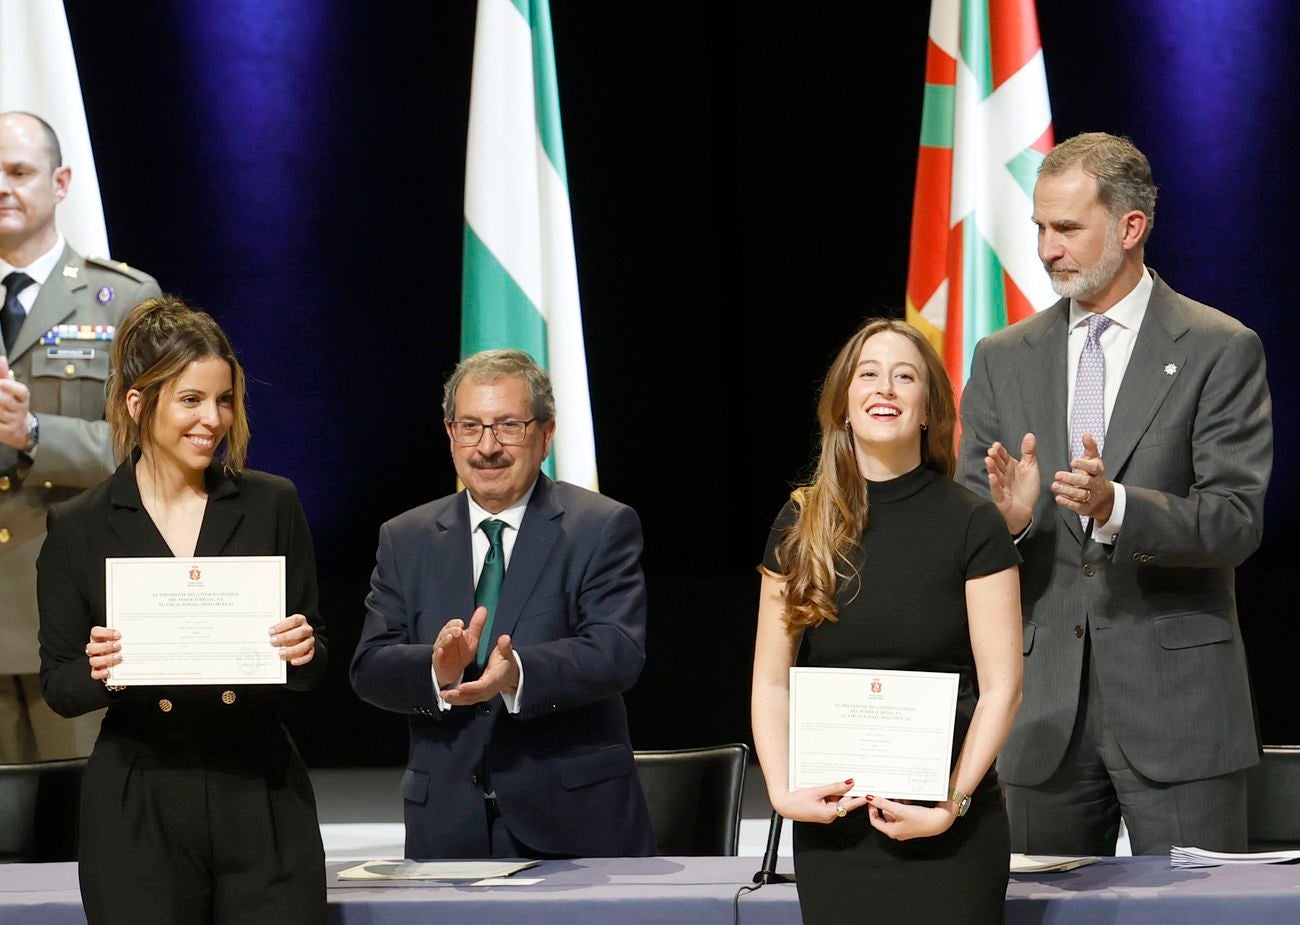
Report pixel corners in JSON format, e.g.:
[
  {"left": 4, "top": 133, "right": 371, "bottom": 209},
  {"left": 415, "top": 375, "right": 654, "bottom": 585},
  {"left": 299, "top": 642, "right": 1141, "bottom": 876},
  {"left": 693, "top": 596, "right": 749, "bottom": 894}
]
[{"left": 461, "top": 0, "right": 597, "bottom": 489}]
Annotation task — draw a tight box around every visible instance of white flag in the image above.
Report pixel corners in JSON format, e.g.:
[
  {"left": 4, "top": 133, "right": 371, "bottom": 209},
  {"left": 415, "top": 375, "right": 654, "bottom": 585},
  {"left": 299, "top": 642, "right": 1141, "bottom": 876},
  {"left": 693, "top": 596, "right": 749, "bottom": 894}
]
[{"left": 0, "top": 0, "right": 110, "bottom": 258}]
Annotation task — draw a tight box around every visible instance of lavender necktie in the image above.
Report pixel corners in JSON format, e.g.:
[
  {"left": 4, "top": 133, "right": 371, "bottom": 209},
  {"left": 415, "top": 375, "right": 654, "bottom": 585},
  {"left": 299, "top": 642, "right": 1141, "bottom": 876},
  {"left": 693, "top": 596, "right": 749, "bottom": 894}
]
[{"left": 1070, "top": 314, "right": 1113, "bottom": 527}]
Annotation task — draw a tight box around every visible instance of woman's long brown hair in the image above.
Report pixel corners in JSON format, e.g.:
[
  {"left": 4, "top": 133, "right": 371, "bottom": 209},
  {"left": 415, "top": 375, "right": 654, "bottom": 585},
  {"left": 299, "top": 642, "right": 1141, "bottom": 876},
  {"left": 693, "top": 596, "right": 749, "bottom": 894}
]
[{"left": 762, "top": 318, "right": 956, "bottom": 632}]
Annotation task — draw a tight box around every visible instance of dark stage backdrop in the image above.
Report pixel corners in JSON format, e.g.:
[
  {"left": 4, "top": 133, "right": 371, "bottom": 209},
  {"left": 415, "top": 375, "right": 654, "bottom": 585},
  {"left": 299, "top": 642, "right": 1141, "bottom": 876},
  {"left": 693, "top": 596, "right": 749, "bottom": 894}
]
[{"left": 59, "top": 1, "right": 1300, "bottom": 765}]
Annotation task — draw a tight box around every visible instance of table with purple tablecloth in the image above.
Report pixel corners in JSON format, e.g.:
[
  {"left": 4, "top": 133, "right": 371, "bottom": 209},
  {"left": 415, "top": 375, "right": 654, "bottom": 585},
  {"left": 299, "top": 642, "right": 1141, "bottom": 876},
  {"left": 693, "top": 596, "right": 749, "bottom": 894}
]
[{"left": 2, "top": 856, "right": 1299, "bottom": 923}]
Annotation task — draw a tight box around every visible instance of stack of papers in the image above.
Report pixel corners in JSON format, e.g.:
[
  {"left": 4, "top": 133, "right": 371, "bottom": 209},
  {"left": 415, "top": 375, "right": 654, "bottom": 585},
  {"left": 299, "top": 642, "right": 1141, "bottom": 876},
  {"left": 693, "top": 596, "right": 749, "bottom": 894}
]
[
  {"left": 1171, "top": 846, "right": 1300, "bottom": 869},
  {"left": 1010, "top": 854, "right": 1099, "bottom": 874}
]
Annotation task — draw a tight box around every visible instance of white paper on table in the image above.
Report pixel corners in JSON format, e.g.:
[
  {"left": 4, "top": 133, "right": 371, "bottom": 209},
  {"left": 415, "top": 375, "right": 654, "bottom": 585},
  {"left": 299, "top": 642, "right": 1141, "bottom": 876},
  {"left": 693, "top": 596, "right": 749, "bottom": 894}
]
[
  {"left": 789, "top": 667, "right": 959, "bottom": 801},
  {"left": 105, "top": 556, "right": 286, "bottom": 686},
  {"left": 1170, "top": 846, "right": 1300, "bottom": 868},
  {"left": 336, "top": 860, "right": 541, "bottom": 881},
  {"left": 1010, "top": 854, "right": 1100, "bottom": 874}
]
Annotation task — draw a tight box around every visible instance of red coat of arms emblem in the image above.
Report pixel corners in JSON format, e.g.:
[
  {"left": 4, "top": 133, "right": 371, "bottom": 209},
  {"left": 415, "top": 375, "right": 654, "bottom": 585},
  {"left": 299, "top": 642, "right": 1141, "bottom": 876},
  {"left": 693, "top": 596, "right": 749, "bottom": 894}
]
[
  {"left": 188, "top": 567, "right": 201, "bottom": 581},
  {"left": 870, "top": 679, "right": 882, "bottom": 694}
]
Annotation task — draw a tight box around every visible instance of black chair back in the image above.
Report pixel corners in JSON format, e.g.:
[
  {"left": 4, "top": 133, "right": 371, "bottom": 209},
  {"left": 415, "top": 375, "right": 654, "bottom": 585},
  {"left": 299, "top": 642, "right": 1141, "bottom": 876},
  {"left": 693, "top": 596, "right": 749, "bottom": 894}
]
[
  {"left": 1247, "top": 745, "right": 1300, "bottom": 851},
  {"left": 0, "top": 759, "right": 86, "bottom": 862},
  {"left": 634, "top": 744, "right": 748, "bottom": 856}
]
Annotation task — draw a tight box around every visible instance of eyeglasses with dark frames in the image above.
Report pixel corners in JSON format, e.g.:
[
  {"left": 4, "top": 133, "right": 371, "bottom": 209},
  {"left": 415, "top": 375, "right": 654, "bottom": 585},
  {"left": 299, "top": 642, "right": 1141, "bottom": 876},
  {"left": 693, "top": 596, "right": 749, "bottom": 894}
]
[{"left": 448, "top": 418, "right": 537, "bottom": 446}]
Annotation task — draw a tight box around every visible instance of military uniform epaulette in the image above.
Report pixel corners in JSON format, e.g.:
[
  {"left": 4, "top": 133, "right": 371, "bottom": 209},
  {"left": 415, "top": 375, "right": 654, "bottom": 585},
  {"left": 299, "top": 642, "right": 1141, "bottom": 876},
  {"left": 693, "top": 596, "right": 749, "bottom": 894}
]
[{"left": 83, "top": 255, "right": 153, "bottom": 284}]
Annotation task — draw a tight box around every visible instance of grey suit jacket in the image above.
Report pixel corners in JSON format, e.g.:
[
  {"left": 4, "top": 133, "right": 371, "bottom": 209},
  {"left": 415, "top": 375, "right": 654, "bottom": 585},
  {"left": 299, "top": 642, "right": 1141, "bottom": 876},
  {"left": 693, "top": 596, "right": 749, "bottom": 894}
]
[
  {"left": 0, "top": 245, "right": 161, "bottom": 673},
  {"left": 958, "top": 271, "right": 1271, "bottom": 786}
]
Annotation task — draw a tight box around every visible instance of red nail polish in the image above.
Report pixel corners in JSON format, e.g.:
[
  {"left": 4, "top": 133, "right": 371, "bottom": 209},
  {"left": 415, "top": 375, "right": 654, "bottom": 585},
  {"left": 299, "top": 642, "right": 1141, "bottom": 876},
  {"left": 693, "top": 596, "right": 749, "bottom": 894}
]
[
  {"left": 864, "top": 795, "right": 875, "bottom": 802},
  {"left": 844, "top": 778, "right": 854, "bottom": 786}
]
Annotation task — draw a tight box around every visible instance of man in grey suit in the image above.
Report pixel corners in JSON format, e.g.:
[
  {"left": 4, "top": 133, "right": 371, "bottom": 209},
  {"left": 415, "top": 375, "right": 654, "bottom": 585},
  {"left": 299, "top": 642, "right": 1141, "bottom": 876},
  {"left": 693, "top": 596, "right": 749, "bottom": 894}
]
[
  {"left": 959, "top": 132, "right": 1271, "bottom": 856},
  {"left": 0, "top": 111, "right": 161, "bottom": 761}
]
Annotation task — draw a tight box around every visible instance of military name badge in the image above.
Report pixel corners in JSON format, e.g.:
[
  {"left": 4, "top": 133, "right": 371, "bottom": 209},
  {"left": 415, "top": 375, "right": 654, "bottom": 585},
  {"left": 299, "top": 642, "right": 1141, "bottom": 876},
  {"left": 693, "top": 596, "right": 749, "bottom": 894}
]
[
  {"left": 40, "top": 324, "right": 116, "bottom": 346},
  {"left": 47, "top": 347, "right": 96, "bottom": 360},
  {"left": 97, "top": 285, "right": 115, "bottom": 305}
]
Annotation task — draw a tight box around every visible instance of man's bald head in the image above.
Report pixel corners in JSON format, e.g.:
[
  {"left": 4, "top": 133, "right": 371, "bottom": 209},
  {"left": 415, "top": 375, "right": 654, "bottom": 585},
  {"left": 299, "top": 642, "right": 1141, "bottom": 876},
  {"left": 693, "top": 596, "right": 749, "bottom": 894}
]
[{"left": 0, "top": 112, "right": 62, "bottom": 170}]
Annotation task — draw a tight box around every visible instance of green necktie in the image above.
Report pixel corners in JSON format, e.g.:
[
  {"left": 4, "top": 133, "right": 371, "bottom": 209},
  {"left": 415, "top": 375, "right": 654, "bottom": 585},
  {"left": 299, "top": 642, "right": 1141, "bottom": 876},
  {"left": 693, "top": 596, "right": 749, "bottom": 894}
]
[{"left": 475, "top": 518, "right": 506, "bottom": 666}]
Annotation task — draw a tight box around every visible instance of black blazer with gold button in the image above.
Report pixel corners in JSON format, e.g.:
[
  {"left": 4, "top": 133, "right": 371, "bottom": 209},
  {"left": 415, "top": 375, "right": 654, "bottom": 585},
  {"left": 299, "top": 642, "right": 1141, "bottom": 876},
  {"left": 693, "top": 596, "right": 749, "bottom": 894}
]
[{"left": 36, "top": 456, "right": 327, "bottom": 722}]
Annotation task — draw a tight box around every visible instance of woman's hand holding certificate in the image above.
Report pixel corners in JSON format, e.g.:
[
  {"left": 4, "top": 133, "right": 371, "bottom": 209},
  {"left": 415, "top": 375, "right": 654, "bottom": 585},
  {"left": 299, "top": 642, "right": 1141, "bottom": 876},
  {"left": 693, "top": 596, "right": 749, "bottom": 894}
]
[
  {"left": 85, "top": 625, "right": 122, "bottom": 682},
  {"left": 269, "top": 613, "right": 316, "bottom": 667},
  {"left": 771, "top": 777, "right": 871, "bottom": 824},
  {"left": 90, "top": 606, "right": 313, "bottom": 686},
  {"left": 863, "top": 795, "right": 958, "bottom": 841}
]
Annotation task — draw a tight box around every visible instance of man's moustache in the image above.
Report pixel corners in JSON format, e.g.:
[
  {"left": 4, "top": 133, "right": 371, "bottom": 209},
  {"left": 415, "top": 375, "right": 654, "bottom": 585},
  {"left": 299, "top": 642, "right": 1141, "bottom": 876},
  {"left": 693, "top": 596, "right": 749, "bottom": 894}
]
[{"left": 470, "top": 454, "right": 511, "bottom": 469}]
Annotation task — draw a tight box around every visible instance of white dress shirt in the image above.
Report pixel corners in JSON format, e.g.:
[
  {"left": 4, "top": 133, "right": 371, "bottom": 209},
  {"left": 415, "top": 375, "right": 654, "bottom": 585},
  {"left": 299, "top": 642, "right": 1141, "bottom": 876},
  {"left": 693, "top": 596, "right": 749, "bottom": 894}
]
[
  {"left": 0, "top": 233, "right": 66, "bottom": 318},
  {"left": 432, "top": 480, "right": 538, "bottom": 713},
  {"left": 1065, "top": 267, "right": 1153, "bottom": 543}
]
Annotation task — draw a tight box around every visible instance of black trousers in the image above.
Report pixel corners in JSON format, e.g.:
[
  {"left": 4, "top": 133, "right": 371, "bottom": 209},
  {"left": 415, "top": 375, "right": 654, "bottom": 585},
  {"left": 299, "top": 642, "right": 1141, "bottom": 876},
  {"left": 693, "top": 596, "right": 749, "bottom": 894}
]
[{"left": 77, "top": 711, "right": 324, "bottom": 925}]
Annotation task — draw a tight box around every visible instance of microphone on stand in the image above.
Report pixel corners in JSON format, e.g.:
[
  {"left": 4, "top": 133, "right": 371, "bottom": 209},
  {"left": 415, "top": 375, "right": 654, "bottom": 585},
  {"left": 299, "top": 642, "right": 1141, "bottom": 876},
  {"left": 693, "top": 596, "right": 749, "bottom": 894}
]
[{"left": 752, "top": 810, "right": 795, "bottom": 885}]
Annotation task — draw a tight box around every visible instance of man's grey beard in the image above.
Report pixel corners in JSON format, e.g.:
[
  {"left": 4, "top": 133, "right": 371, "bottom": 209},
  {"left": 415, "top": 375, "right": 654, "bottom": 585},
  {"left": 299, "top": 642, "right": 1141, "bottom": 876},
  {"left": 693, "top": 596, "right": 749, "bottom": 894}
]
[{"left": 1045, "top": 221, "right": 1124, "bottom": 300}]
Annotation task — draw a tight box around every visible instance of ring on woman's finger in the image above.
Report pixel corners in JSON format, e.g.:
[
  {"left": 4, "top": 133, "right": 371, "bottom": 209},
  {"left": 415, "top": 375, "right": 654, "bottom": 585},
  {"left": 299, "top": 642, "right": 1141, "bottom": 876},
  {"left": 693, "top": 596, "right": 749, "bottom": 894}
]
[{"left": 835, "top": 803, "right": 847, "bottom": 818}]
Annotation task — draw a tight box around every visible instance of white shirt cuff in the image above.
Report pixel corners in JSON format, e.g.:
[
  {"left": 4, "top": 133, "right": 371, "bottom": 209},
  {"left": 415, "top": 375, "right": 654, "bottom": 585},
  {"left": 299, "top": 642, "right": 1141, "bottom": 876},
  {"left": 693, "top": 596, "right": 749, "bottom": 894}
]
[
  {"left": 1012, "top": 516, "right": 1033, "bottom": 545},
  {"left": 429, "top": 652, "right": 522, "bottom": 713},
  {"left": 432, "top": 667, "right": 462, "bottom": 712},
  {"left": 1092, "top": 482, "right": 1126, "bottom": 545},
  {"left": 499, "top": 650, "right": 524, "bottom": 714}
]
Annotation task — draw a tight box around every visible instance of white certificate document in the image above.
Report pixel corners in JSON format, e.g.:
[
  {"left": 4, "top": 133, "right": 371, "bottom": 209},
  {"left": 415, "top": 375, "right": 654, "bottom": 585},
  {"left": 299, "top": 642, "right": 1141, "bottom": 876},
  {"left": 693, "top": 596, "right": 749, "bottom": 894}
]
[
  {"left": 105, "top": 556, "right": 287, "bottom": 686},
  {"left": 789, "top": 667, "right": 959, "bottom": 801}
]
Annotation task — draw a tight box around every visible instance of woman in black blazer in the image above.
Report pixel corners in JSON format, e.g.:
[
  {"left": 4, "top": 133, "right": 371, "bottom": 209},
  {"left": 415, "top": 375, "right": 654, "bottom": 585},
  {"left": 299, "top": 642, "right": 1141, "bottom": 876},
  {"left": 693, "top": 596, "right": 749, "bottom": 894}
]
[{"left": 36, "top": 296, "right": 327, "bottom": 925}]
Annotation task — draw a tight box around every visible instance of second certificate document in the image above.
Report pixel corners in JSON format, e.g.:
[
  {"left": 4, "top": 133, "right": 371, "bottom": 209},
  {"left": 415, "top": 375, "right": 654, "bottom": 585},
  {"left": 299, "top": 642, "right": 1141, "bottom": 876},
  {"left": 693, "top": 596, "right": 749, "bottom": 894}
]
[{"left": 789, "top": 666, "right": 959, "bottom": 802}]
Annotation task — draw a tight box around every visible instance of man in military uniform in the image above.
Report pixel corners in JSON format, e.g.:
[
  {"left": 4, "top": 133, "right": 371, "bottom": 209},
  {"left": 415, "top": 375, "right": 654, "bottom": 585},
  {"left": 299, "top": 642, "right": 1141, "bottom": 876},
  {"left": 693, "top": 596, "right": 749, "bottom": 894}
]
[{"left": 0, "top": 111, "right": 161, "bottom": 761}]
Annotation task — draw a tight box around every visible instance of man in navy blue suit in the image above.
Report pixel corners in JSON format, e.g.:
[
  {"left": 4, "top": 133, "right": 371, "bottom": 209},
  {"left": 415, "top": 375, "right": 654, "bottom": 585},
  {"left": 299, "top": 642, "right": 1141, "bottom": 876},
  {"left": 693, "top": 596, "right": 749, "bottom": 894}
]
[{"left": 351, "top": 349, "right": 654, "bottom": 859}]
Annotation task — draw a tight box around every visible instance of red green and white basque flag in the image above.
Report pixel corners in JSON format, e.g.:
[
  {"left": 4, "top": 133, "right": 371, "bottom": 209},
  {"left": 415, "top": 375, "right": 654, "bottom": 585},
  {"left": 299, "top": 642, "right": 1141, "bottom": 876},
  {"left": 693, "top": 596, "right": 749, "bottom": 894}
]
[{"left": 905, "top": 0, "right": 1057, "bottom": 395}]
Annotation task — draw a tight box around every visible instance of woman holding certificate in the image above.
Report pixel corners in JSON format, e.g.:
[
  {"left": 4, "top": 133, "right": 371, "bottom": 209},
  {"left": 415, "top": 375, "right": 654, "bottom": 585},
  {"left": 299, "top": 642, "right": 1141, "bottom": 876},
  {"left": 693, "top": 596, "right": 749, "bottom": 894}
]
[
  {"left": 36, "top": 297, "right": 326, "bottom": 925},
  {"left": 752, "top": 319, "right": 1021, "bottom": 923}
]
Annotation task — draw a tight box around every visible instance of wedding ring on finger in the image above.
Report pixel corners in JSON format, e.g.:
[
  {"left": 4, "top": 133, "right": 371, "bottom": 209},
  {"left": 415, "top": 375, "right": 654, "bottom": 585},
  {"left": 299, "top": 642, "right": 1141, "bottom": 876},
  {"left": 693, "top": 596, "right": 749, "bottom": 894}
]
[{"left": 835, "top": 803, "right": 847, "bottom": 818}]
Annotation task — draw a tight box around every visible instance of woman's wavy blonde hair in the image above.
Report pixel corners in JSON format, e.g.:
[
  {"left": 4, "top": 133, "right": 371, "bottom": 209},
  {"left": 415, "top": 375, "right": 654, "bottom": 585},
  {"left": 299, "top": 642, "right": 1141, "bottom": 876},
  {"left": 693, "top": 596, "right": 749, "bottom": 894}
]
[
  {"left": 762, "top": 318, "right": 956, "bottom": 633},
  {"left": 105, "top": 296, "right": 249, "bottom": 473}
]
